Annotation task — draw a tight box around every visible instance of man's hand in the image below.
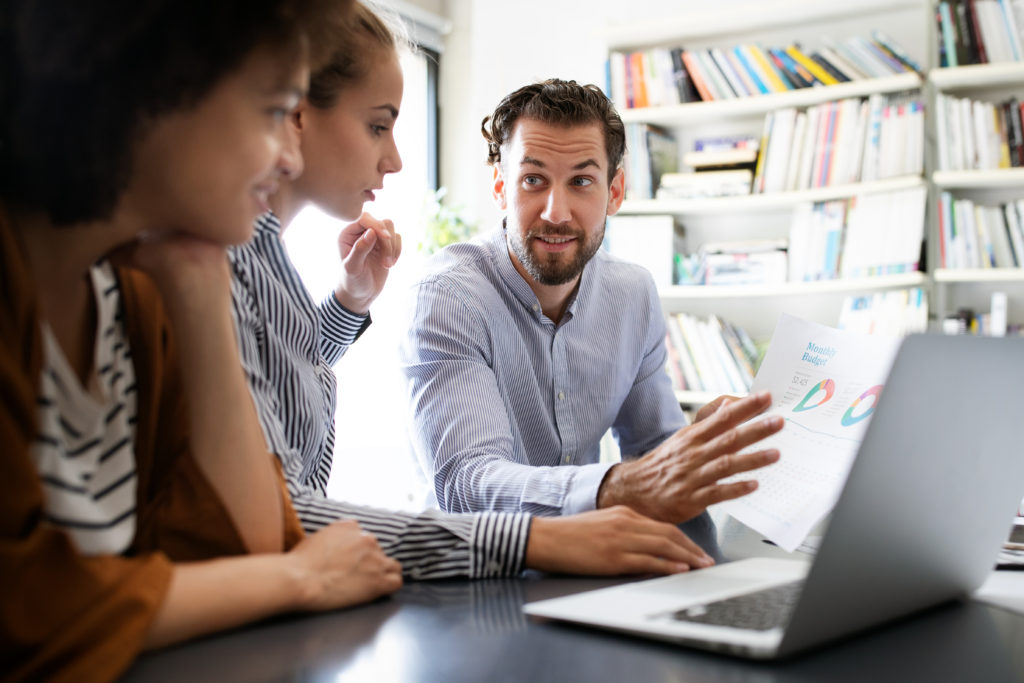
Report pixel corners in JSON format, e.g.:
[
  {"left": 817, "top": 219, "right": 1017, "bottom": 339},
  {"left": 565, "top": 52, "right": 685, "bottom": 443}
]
[
  {"left": 525, "top": 506, "right": 714, "bottom": 576},
  {"left": 288, "top": 520, "right": 403, "bottom": 611},
  {"left": 694, "top": 394, "right": 740, "bottom": 423},
  {"left": 597, "top": 391, "right": 783, "bottom": 524},
  {"left": 333, "top": 212, "right": 402, "bottom": 314}
]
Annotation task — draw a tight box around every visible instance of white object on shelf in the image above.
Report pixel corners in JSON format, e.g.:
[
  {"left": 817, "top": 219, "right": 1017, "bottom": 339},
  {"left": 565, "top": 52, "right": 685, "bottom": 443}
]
[{"left": 991, "top": 291, "right": 1008, "bottom": 337}]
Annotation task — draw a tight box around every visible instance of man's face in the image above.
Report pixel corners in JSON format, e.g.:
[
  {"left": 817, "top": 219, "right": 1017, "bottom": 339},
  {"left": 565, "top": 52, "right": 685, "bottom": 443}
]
[{"left": 492, "top": 117, "right": 624, "bottom": 287}]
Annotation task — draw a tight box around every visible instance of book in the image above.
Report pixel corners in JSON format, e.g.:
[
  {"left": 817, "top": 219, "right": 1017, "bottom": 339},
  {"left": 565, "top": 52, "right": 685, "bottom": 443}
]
[
  {"left": 656, "top": 169, "right": 753, "bottom": 199},
  {"left": 604, "top": 214, "right": 679, "bottom": 286},
  {"left": 786, "top": 45, "right": 840, "bottom": 85},
  {"left": 682, "top": 148, "right": 759, "bottom": 169},
  {"left": 680, "top": 49, "right": 715, "bottom": 101}
]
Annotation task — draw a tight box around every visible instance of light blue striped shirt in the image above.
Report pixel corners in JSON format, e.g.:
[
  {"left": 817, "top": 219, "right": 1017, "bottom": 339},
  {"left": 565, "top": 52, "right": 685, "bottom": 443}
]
[
  {"left": 401, "top": 226, "right": 699, "bottom": 522},
  {"left": 229, "top": 213, "right": 530, "bottom": 579}
]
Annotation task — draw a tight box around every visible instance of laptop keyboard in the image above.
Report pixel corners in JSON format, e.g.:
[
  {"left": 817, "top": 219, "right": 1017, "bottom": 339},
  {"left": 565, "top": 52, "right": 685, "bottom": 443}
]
[{"left": 670, "top": 581, "right": 804, "bottom": 631}]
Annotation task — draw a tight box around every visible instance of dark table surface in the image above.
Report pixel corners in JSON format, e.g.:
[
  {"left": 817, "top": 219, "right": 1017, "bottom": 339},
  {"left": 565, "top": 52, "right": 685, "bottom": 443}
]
[{"left": 124, "top": 571, "right": 1024, "bottom": 683}]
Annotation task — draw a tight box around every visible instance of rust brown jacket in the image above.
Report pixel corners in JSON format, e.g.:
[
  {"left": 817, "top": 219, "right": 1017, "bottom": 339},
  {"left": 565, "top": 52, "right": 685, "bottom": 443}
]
[{"left": 0, "top": 211, "right": 304, "bottom": 682}]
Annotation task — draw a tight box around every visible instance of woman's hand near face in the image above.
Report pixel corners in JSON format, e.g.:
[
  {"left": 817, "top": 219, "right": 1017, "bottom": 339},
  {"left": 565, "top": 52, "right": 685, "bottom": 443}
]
[{"left": 332, "top": 212, "right": 402, "bottom": 314}]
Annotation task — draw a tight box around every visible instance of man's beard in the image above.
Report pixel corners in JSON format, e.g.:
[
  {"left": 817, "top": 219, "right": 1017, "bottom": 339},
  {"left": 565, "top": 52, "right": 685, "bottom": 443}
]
[{"left": 508, "top": 221, "right": 605, "bottom": 286}]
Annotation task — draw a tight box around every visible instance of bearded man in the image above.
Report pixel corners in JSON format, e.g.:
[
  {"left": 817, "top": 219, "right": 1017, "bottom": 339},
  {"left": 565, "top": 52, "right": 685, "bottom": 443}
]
[{"left": 399, "top": 79, "right": 782, "bottom": 559}]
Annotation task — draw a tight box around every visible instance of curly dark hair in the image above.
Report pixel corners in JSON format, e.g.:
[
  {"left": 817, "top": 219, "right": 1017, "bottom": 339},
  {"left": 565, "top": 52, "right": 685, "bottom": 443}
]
[
  {"left": 0, "top": 0, "right": 352, "bottom": 225},
  {"left": 480, "top": 79, "right": 626, "bottom": 184}
]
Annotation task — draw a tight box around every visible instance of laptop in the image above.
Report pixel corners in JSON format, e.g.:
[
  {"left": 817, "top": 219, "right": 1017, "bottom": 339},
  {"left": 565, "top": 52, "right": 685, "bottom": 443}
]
[{"left": 524, "top": 334, "right": 1024, "bottom": 659}]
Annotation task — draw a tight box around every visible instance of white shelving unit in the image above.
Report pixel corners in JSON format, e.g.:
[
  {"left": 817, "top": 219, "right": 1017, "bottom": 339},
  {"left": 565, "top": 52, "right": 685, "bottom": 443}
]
[
  {"left": 622, "top": 176, "right": 924, "bottom": 216},
  {"left": 605, "top": 2, "right": 932, "bottom": 403},
  {"left": 927, "top": 62, "right": 1024, "bottom": 328},
  {"left": 658, "top": 273, "right": 927, "bottom": 303}
]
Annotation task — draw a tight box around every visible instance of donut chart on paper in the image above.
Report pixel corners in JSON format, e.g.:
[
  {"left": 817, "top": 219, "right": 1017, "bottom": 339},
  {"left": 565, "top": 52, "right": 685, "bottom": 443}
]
[
  {"left": 792, "top": 379, "right": 835, "bottom": 412},
  {"left": 840, "top": 384, "right": 883, "bottom": 426}
]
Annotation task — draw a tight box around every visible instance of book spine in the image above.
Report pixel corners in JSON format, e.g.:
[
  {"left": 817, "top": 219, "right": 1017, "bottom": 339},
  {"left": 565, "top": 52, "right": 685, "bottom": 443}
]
[
  {"left": 732, "top": 45, "right": 769, "bottom": 94},
  {"left": 681, "top": 50, "right": 715, "bottom": 101},
  {"left": 709, "top": 47, "right": 749, "bottom": 97},
  {"left": 968, "top": 0, "right": 990, "bottom": 63},
  {"left": 697, "top": 48, "right": 736, "bottom": 99},
  {"left": 786, "top": 45, "right": 840, "bottom": 85},
  {"left": 747, "top": 44, "right": 790, "bottom": 91},
  {"left": 810, "top": 53, "right": 850, "bottom": 82},
  {"left": 871, "top": 30, "right": 924, "bottom": 71},
  {"left": 998, "top": 0, "right": 1024, "bottom": 60},
  {"left": 768, "top": 48, "right": 810, "bottom": 88},
  {"left": 628, "top": 51, "right": 649, "bottom": 107}
]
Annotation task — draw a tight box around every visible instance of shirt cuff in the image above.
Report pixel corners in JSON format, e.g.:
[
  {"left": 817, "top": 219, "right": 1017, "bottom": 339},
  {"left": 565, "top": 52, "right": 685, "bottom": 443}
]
[
  {"left": 320, "top": 293, "right": 371, "bottom": 345},
  {"left": 562, "top": 462, "right": 616, "bottom": 515},
  {"left": 471, "top": 512, "right": 532, "bottom": 578}
]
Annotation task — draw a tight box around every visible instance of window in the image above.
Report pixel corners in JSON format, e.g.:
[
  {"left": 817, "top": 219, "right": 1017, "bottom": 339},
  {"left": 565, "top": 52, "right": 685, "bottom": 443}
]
[{"left": 282, "top": 46, "right": 438, "bottom": 511}]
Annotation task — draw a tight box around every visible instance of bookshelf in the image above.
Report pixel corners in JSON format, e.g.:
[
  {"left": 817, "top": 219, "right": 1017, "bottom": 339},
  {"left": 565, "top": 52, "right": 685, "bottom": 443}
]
[
  {"left": 926, "top": 55, "right": 1024, "bottom": 331},
  {"left": 604, "top": 2, "right": 933, "bottom": 403}
]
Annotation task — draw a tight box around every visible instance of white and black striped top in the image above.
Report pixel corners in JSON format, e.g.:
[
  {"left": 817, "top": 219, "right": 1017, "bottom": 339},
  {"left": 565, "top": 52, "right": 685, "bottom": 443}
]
[
  {"left": 32, "top": 261, "right": 138, "bottom": 555},
  {"left": 229, "top": 213, "right": 530, "bottom": 580}
]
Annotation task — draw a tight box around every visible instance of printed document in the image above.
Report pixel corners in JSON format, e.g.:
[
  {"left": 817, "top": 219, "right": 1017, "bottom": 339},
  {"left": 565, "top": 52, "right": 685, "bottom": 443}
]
[{"left": 717, "top": 314, "right": 901, "bottom": 551}]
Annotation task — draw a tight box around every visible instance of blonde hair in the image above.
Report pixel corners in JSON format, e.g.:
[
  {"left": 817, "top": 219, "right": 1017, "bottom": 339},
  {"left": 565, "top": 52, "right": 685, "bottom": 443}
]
[{"left": 306, "top": 1, "right": 410, "bottom": 109}]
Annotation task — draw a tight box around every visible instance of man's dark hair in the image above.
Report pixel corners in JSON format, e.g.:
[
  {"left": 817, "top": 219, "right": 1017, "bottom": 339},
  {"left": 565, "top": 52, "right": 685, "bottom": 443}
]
[
  {"left": 0, "top": 0, "right": 349, "bottom": 225},
  {"left": 480, "top": 78, "right": 626, "bottom": 184}
]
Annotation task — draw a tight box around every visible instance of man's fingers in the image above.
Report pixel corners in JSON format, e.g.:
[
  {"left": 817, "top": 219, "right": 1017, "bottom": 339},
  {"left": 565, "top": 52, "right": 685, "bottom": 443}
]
[
  {"left": 700, "top": 447, "right": 780, "bottom": 486},
  {"left": 695, "top": 478, "right": 766, "bottom": 507},
  {"left": 621, "top": 553, "right": 695, "bottom": 576},
  {"left": 682, "top": 391, "right": 773, "bottom": 442}
]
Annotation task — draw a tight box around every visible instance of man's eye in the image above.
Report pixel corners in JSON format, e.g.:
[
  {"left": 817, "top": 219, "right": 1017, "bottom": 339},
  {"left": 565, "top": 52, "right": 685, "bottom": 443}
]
[{"left": 573, "top": 177, "right": 593, "bottom": 187}]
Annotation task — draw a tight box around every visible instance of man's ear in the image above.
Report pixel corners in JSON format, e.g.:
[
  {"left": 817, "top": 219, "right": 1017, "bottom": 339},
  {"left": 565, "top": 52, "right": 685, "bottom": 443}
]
[
  {"left": 491, "top": 163, "right": 508, "bottom": 211},
  {"left": 606, "top": 166, "right": 625, "bottom": 216}
]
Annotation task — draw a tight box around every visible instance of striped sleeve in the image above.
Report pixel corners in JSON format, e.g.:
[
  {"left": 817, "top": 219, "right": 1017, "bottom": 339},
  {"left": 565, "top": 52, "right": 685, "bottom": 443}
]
[
  {"left": 318, "top": 294, "right": 370, "bottom": 366},
  {"left": 288, "top": 490, "right": 531, "bottom": 580},
  {"left": 230, "top": 257, "right": 531, "bottom": 580}
]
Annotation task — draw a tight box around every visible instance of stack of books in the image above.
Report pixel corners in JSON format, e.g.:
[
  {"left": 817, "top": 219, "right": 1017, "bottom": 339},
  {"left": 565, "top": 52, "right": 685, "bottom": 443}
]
[
  {"left": 935, "top": 93, "right": 1024, "bottom": 171},
  {"left": 663, "top": 313, "right": 761, "bottom": 394},
  {"left": 607, "top": 32, "right": 919, "bottom": 109},
  {"left": 838, "top": 287, "right": 929, "bottom": 337},
  {"left": 788, "top": 186, "right": 927, "bottom": 281},
  {"left": 657, "top": 135, "right": 758, "bottom": 199},
  {"left": 935, "top": 0, "right": 1024, "bottom": 66},
  {"left": 752, "top": 93, "right": 924, "bottom": 194},
  {"left": 699, "top": 239, "right": 788, "bottom": 286},
  {"left": 937, "top": 193, "right": 1024, "bottom": 268}
]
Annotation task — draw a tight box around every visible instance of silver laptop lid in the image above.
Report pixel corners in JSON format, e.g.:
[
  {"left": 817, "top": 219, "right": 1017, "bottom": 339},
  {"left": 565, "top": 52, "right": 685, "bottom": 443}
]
[{"left": 779, "top": 334, "right": 1024, "bottom": 656}]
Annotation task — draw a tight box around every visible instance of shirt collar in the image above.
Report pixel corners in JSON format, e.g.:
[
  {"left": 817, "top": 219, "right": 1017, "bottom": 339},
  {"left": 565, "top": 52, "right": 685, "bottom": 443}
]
[
  {"left": 255, "top": 211, "right": 283, "bottom": 238},
  {"left": 491, "top": 219, "right": 597, "bottom": 324}
]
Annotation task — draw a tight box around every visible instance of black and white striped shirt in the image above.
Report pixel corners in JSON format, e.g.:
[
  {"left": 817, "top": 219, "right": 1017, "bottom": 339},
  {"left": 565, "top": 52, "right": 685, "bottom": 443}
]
[
  {"left": 229, "top": 213, "right": 530, "bottom": 579},
  {"left": 32, "top": 262, "right": 138, "bottom": 555}
]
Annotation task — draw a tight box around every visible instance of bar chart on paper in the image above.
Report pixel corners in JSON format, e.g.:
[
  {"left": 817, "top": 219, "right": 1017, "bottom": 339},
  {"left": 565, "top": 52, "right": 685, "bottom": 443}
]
[{"left": 718, "top": 314, "right": 900, "bottom": 551}]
